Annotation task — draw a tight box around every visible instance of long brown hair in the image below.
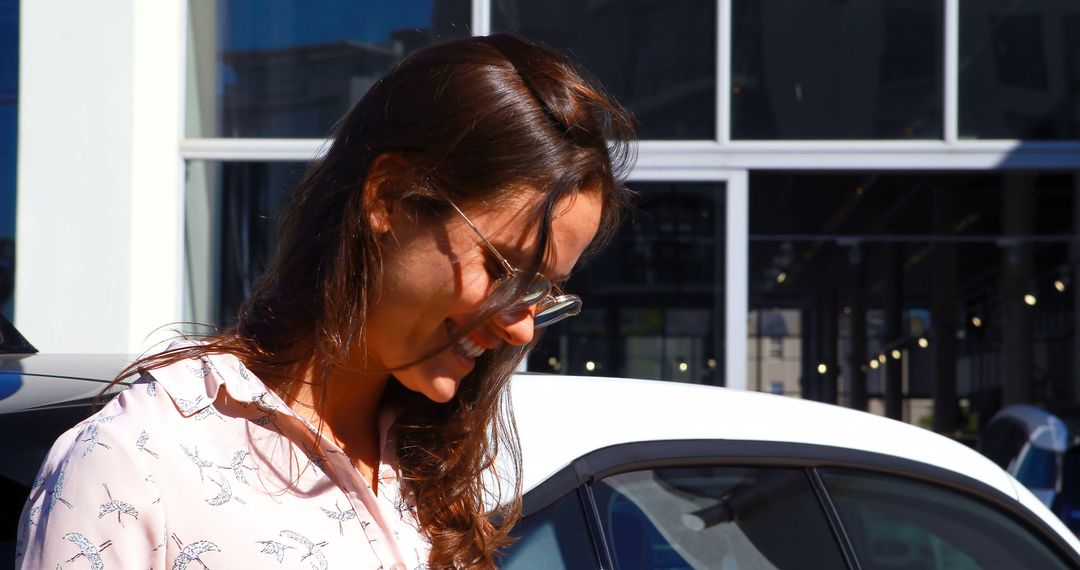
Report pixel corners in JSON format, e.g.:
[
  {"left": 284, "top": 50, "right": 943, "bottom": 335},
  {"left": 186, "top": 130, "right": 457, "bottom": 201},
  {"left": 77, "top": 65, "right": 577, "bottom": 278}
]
[{"left": 117, "top": 33, "right": 635, "bottom": 568}]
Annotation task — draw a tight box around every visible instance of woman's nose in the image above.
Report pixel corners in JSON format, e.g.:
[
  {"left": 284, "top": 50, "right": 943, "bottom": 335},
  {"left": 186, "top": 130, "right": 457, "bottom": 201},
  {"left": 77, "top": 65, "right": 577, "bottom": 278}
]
[{"left": 493, "top": 308, "right": 535, "bottom": 346}]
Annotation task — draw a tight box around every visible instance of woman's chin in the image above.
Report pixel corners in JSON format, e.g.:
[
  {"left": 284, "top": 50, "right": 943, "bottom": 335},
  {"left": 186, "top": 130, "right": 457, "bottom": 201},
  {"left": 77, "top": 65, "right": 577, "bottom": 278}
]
[{"left": 422, "top": 377, "right": 460, "bottom": 403}]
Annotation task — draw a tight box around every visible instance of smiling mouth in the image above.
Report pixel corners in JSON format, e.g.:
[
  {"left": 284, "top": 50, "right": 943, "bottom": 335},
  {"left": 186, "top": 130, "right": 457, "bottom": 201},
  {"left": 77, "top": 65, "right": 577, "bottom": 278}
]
[{"left": 455, "top": 336, "right": 486, "bottom": 359}]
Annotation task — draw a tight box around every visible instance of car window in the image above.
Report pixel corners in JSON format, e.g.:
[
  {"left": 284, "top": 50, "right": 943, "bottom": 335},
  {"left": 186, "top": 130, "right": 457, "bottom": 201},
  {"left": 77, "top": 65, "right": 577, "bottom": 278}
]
[
  {"left": 592, "top": 466, "right": 847, "bottom": 569},
  {"left": 820, "top": 468, "right": 1072, "bottom": 570},
  {"left": 503, "top": 491, "right": 600, "bottom": 570}
]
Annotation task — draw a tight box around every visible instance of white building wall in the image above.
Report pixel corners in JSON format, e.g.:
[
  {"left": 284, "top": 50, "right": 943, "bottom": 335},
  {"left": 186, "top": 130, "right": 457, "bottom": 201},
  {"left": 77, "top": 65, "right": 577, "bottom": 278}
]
[{"left": 16, "top": 0, "right": 185, "bottom": 354}]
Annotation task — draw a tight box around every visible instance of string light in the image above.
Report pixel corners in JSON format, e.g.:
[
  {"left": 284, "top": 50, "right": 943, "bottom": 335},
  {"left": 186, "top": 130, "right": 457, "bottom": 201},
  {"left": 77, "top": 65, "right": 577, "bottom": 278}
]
[
  {"left": 1055, "top": 280, "right": 1066, "bottom": 293},
  {"left": 971, "top": 315, "right": 983, "bottom": 328},
  {"left": 817, "top": 363, "right": 828, "bottom": 374},
  {"left": 1024, "top": 294, "right": 1037, "bottom": 306},
  {"left": 776, "top": 272, "right": 788, "bottom": 284},
  {"left": 891, "top": 349, "right": 902, "bottom": 360},
  {"left": 678, "top": 361, "right": 689, "bottom": 372},
  {"left": 585, "top": 361, "right": 596, "bottom": 372},
  {"left": 918, "top": 337, "right": 929, "bottom": 349},
  {"left": 878, "top": 354, "right": 887, "bottom": 364},
  {"left": 706, "top": 358, "right": 717, "bottom": 370},
  {"left": 870, "top": 360, "right": 880, "bottom": 370}
]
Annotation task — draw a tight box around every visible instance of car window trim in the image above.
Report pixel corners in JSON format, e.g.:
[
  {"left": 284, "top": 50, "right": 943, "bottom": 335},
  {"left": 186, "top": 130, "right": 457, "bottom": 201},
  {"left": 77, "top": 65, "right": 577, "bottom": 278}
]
[
  {"left": 807, "top": 467, "right": 862, "bottom": 570},
  {"left": 577, "top": 484, "right": 615, "bottom": 570},
  {"left": 520, "top": 439, "right": 1080, "bottom": 566}
]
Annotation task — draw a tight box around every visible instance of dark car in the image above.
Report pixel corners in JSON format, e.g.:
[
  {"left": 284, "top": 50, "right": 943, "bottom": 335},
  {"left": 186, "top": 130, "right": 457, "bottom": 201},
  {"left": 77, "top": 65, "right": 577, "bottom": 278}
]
[{"left": 980, "top": 404, "right": 1080, "bottom": 536}]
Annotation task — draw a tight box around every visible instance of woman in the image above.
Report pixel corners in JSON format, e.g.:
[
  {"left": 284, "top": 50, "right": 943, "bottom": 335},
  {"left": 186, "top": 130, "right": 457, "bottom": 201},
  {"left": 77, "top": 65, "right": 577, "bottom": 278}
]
[{"left": 17, "top": 33, "right": 634, "bottom": 569}]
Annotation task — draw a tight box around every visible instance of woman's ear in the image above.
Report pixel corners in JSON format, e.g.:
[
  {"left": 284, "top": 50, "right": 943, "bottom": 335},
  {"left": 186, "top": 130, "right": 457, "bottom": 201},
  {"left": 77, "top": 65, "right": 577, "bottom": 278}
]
[{"left": 363, "top": 153, "right": 412, "bottom": 235}]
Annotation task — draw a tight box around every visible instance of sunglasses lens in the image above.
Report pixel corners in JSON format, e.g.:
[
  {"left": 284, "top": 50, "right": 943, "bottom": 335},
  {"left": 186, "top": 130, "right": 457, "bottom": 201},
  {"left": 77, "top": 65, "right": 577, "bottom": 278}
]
[{"left": 533, "top": 296, "right": 582, "bottom": 329}]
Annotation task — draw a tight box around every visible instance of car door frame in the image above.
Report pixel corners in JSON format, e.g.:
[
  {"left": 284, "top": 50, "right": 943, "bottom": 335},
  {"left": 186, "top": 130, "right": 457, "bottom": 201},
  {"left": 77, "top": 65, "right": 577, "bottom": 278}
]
[{"left": 519, "top": 439, "right": 1080, "bottom": 569}]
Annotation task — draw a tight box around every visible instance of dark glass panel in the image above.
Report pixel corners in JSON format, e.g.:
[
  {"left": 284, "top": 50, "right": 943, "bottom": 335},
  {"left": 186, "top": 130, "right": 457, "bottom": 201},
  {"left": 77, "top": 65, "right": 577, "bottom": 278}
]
[
  {"left": 732, "top": 0, "right": 942, "bottom": 139},
  {"left": 503, "top": 492, "right": 599, "bottom": 570},
  {"left": 492, "top": 0, "right": 716, "bottom": 140},
  {"left": 0, "top": 0, "right": 16, "bottom": 319},
  {"left": 593, "top": 466, "right": 846, "bottom": 569},
  {"left": 960, "top": 0, "right": 1080, "bottom": 139},
  {"left": 193, "top": 0, "right": 470, "bottom": 138},
  {"left": 747, "top": 172, "right": 1078, "bottom": 422},
  {"left": 822, "top": 469, "right": 1072, "bottom": 569},
  {"left": 527, "top": 182, "right": 725, "bottom": 385}
]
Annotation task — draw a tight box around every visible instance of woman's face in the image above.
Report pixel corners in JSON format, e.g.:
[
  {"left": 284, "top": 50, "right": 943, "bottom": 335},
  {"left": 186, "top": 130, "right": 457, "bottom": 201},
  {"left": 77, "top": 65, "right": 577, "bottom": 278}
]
[{"left": 364, "top": 189, "right": 603, "bottom": 403}]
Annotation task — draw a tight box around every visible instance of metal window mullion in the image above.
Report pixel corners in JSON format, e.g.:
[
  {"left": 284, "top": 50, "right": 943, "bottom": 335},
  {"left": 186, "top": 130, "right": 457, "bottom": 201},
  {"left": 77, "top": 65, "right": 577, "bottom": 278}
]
[
  {"left": 717, "top": 0, "right": 731, "bottom": 144},
  {"left": 472, "top": 0, "right": 491, "bottom": 36},
  {"left": 725, "top": 170, "right": 749, "bottom": 390},
  {"left": 944, "top": 0, "right": 960, "bottom": 143}
]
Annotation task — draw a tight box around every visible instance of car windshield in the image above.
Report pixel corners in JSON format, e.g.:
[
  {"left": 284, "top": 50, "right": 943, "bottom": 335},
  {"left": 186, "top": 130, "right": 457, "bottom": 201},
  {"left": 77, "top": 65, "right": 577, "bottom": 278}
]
[{"left": 1015, "top": 446, "right": 1061, "bottom": 489}]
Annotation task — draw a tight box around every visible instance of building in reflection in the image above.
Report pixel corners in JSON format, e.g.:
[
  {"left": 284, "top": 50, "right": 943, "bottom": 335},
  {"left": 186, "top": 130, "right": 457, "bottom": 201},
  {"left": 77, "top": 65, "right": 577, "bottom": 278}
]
[{"left": 13, "top": 0, "right": 1080, "bottom": 437}]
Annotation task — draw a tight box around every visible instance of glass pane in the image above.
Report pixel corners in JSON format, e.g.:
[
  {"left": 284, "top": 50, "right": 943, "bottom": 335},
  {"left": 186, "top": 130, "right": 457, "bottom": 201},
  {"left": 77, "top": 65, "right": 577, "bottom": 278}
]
[
  {"left": 492, "top": 0, "right": 716, "bottom": 140},
  {"left": 0, "top": 0, "right": 15, "bottom": 320},
  {"left": 732, "top": 0, "right": 942, "bottom": 139},
  {"left": 187, "top": 0, "right": 470, "bottom": 138},
  {"left": 184, "top": 161, "right": 306, "bottom": 326},
  {"left": 504, "top": 492, "right": 599, "bottom": 570},
  {"left": 527, "top": 182, "right": 726, "bottom": 385},
  {"left": 822, "top": 468, "right": 1072, "bottom": 569},
  {"left": 960, "top": 0, "right": 1080, "bottom": 139},
  {"left": 747, "top": 172, "right": 1078, "bottom": 429},
  {"left": 593, "top": 466, "right": 846, "bottom": 569}
]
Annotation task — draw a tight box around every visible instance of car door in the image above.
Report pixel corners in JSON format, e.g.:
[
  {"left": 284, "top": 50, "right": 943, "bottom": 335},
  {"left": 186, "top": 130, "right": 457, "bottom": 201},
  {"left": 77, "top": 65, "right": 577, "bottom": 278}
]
[{"left": 503, "top": 440, "right": 1080, "bottom": 569}]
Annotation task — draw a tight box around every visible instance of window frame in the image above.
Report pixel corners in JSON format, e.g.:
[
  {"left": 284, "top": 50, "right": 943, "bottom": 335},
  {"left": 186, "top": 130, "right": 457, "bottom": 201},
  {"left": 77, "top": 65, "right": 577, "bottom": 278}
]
[{"left": 513, "top": 439, "right": 1080, "bottom": 568}]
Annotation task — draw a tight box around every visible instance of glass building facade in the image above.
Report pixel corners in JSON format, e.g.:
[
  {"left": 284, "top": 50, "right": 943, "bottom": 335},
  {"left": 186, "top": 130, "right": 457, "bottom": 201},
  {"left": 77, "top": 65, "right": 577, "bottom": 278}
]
[{"left": 175, "top": 0, "right": 1080, "bottom": 432}]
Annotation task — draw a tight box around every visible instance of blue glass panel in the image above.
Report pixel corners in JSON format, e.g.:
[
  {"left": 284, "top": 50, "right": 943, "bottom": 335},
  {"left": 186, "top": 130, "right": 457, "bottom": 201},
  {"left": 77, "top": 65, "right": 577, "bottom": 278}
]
[{"left": 198, "top": 0, "right": 470, "bottom": 138}]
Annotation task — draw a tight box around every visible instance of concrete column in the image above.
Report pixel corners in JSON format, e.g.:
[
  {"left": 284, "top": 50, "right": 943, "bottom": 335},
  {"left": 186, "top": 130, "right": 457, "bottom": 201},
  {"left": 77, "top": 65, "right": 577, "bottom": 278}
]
[
  {"left": 847, "top": 245, "right": 868, "bottom": 410},
  {"left": 800, "top": 300, "right": 817, "bottom": 401},
  {"left": 884, "top": 244, "right": 904, "bottom": 420},
  {"left": 1002, "top": 174, "right": 1035, "bottom": 405},
  {"left": 821, "top": 290, "right": 839, "bottom": 405},
  {"left": 932, "top": 188, "right": 959, "bottom": 433},
  {"left": 1072, "top": 175, "right": 1080, "bottom": 400},
  {"left": 17, "top": 0, "right": 185, "bottom": 353}
]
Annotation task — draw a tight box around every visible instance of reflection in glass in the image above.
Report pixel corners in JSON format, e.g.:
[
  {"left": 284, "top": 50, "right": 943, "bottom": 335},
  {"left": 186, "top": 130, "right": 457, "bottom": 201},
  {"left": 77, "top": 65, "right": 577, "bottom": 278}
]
[
  {"left": 593, "top": 466, "right": 846, "bottom": 569},
  {"left": 184, "top": 161, "right": 306, "bottom": 326},
  {"left": 748, "top": 172, "right": 1078, "bottom": 430},
  {"left": 492, "top": 0, "right": 716, "bottom": 140},
  {"left": 527, "top": 183, "right": 725, "bottom": 385},
  {"left": 187, "top": 0, "right": 470, "bottom": 138},
  {"left": 732, "top": 0, "right": 942, "bottom": 139},
  {"left": 822, "top": 469, "right": 1072, "bottom": 568},
  {"left": 960, "top": 0, "right": 1080, "bottom": 139}
]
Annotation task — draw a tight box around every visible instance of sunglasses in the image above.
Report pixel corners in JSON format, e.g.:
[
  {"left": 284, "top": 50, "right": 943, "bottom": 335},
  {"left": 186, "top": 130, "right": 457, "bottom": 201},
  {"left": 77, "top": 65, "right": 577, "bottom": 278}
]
[{"left": 448, "top": 201, "right": 582, "bottom": 329}]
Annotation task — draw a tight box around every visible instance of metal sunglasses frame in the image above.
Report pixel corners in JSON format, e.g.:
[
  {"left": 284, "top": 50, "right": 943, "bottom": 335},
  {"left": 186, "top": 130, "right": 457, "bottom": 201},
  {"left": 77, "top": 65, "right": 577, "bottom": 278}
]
[{"left": 447, "top": 200, "right": 582, "bottom": 329}]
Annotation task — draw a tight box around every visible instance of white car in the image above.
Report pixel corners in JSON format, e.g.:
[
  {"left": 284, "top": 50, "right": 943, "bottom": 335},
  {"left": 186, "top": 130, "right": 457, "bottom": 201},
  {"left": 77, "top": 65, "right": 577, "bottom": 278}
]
[
  {"left": 1, "top": 353, "right": 1078, "bottom": 569},
  {"left": 504, "top": 375, "right": 1080, "bottom": 569}
]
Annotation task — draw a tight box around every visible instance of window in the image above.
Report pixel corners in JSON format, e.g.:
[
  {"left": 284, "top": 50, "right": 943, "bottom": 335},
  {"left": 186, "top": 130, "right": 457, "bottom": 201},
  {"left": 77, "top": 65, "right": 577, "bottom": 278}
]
[
  {"left": 503, "top": 492, "right": 599, "bottom": 570},
  {"left": 187, "top": 0, "right": 470, "bottom": 138},
  {"left": 732, "top": 0, "right": 943, "bottom": 139},
  {"left": 492, "top": 0, "right": 716, "bottom": 139},
  {"left": 591, "top": 466, "right": 847, "bottom": 569},
  {"left": 527, "top": 182, "right": 725, "bottom": 385},
  {"left": 822, "top": 468, "right": 1072, "bottom": 569}
]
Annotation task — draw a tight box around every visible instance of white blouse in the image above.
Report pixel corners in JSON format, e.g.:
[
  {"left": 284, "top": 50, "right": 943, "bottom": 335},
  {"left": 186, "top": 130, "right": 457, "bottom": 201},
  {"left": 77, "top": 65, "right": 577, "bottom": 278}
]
[{"left": 17, "top": 344, "right": 431, "bottom": 569}]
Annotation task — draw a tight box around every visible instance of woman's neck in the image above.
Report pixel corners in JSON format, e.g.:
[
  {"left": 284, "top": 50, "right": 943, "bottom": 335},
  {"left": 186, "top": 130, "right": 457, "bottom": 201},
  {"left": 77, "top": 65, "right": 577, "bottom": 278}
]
[{"left": 289, "top": 355, "right": 391, "bottom": 489}]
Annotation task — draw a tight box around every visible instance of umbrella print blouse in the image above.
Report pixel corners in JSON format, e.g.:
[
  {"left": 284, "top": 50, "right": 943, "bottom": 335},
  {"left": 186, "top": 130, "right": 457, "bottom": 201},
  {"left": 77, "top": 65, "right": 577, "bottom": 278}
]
[{"left": 16, "top": 345, "right": 431, "bottom": 570}]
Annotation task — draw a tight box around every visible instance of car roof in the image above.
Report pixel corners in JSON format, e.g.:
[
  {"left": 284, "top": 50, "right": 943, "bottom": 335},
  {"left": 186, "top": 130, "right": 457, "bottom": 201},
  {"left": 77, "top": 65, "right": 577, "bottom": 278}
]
[
  {"left": 511, "top": 374, "right": 1016, "bottom": 496},
  {"left": 512, "top": 374, "right": 1080, "bottom": 551}
]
